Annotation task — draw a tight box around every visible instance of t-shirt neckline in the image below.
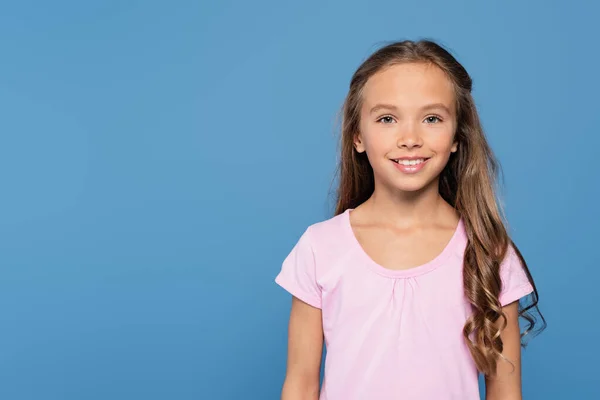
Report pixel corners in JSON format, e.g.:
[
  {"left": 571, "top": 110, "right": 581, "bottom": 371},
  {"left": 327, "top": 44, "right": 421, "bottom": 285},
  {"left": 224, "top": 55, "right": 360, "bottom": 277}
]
[{"left": 343, "top": 208, "right": 465, "bottom": 279}]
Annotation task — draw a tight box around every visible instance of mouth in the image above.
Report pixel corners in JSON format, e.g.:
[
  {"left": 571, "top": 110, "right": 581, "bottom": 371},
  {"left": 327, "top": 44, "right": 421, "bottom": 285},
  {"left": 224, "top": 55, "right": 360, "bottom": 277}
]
[
  {"left": 390, "top": 157, "right": 431, "bottom": 166},
  {"left": 390, "top": 157, "right": 431, "bottom": 174}
]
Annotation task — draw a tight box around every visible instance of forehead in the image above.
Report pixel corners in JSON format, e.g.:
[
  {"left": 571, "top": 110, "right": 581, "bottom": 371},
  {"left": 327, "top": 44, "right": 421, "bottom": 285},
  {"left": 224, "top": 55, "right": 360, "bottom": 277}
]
[{"left": 361, "top": 62, "right": 456, "bottom": 112}]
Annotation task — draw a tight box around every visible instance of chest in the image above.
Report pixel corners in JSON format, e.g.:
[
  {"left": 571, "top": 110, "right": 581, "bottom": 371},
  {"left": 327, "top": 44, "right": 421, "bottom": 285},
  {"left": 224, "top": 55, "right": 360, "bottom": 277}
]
[{"left": 353, "top": 225, "right": 456, "bottom": 271}]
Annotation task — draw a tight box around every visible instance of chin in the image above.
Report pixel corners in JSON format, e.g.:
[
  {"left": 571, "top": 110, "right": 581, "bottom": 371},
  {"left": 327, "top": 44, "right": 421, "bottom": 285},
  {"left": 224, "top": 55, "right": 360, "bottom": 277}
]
[
  {"left": 388, "top": 174, "right": 439, "bottom": 194},
  {"left": 393, "top": 182, "right": 430, "bottom": 193}
]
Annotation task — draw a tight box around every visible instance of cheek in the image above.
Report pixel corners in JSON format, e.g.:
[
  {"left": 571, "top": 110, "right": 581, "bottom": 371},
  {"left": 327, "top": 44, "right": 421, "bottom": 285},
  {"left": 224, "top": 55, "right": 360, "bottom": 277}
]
[
  {"left": 427, "top": 130, "right": 456, "bottom": 152},
  {"left": 363, "top": 128, "right": 391, "bottom": 151}
]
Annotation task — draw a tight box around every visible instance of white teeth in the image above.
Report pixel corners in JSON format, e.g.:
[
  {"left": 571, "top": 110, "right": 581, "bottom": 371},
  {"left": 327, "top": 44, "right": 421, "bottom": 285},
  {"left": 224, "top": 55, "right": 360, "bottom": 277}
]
[{"left": 395, "top": 158, "right": 425, "bottom": 166}]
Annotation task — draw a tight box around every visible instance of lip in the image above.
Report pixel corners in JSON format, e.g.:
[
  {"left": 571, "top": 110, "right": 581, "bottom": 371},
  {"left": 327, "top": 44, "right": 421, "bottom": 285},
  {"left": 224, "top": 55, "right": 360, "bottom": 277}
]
[{"left": 391, "top": 157, "right": 430, "bottom": 174}]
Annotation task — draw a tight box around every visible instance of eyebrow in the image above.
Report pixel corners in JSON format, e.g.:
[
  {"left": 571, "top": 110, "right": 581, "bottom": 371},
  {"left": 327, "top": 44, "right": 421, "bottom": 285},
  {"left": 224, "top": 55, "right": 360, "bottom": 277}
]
[{"left": 369, "top": 103, "right": 452, "bottom": 115}]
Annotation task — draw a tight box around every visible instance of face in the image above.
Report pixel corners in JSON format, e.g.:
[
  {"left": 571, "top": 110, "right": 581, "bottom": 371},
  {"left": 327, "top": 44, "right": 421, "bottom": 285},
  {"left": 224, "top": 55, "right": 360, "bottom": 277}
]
[{"left": 354, "top": 62, "right": 458, "bottom": 194}]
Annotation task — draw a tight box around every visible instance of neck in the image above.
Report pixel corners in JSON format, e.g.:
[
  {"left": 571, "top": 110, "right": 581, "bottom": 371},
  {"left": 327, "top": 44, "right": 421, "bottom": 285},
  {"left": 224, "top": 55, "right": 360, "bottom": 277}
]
[{"left": 363, "top": 178, "right": 455, "bottom": 228}]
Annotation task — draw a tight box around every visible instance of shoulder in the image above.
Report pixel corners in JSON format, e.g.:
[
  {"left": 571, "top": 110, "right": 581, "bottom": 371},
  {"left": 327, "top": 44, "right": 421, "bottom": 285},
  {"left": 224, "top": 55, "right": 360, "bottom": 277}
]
[
  {"left": 498, "top": 240, "right": 534, "bottom": 306},
  {"left": 283, "top": 209, "right": 350, "bottom": 255},
  {"left": 283, "top": 209, "right": 352, "bottom": 277},
  {"left": 307, "top": 209, "right": 348, "bottom": 236},
  {"left": 303, "top": 209, "right": 350, "bottom": 253},
  {"left": 275, "top": 210, "right": 351, "bottom": 303},
  {"left": 500, "top": 241, "right": 522, "bottom": 272}
]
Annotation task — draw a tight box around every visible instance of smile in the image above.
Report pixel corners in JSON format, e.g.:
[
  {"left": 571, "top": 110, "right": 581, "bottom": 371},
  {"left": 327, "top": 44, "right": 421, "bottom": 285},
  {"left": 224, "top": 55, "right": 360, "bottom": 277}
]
[
  {"left": 391, "top": 157, "right": 430, "bottom": 174},
  {"left": 392, "top": 158, "right": 427, "bottom": 166}
]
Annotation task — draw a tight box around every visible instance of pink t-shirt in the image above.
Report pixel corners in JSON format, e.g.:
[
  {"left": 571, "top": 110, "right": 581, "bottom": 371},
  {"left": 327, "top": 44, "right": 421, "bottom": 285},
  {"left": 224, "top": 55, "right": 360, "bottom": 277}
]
[{"left": 275, "top": 208, "right": 534, "bottom": 400}]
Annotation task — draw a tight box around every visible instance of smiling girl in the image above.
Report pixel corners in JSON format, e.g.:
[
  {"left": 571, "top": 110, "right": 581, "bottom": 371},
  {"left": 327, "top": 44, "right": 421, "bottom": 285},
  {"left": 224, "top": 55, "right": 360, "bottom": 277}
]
[{"left": 275, "top": 39, "right": 545, "bottom": 400}]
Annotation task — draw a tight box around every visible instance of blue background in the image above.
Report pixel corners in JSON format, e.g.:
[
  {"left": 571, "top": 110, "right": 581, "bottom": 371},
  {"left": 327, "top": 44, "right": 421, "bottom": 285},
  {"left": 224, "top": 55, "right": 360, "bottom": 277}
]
[{"left": 0, "top": 0, "right": 596, "bottom": 398}]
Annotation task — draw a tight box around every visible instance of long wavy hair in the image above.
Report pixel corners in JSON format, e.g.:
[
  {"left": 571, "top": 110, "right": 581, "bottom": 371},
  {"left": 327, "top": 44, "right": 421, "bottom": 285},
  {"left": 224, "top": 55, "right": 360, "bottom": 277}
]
[{"left": 331, "top": 39, "right": 546, "bottom": 376}]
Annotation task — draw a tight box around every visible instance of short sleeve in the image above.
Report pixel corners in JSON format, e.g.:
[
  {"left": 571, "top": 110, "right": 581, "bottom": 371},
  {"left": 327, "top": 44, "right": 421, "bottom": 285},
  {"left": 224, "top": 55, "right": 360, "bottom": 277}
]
[
  {"left": 498, "top": 244, "right": 534, "bottom": 307},
  {"left": 274, "top": 227, "right": 322, "bottom": 309}
]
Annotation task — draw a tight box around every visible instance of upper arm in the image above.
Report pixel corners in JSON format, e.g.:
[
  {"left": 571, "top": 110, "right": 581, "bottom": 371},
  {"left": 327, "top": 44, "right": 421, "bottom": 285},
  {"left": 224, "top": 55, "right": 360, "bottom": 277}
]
[
  {"left": 486, "top": 242, "right": 537, "bottom": 399},
  {"left": 484, "top": 300, "right": 523, "bottom": 400},
  {"left": 282, "top": 296, "right": 323, "bottom": 397},
  {"left": 275, "top": 227, "right": 324, "bottom": 398}
]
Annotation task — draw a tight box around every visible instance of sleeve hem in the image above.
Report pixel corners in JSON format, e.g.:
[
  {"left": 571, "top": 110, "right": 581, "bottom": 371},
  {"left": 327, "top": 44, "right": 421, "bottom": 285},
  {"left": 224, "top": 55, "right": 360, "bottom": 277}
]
[
  {"left": 499, "top": 282, "right": 534, "bottom": 307},
  {"left": 275, "top": 274, "right": 322, "bottom": 309}
]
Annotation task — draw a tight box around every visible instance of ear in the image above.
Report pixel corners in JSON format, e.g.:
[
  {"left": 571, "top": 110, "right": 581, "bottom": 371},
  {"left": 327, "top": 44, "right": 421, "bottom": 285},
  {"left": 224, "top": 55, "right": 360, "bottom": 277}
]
[
  {"left": 451, "top": 141, "right": 458, "bottom": 153},
  {"left": 354, "top": 133, "right": 366, "bottom": 153}
]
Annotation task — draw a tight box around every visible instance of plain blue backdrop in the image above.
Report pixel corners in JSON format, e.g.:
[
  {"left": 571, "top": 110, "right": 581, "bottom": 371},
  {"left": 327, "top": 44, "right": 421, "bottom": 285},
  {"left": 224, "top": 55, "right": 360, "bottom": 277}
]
[{"left": 0, "top": 0, "right": 597, "bottom": 399}]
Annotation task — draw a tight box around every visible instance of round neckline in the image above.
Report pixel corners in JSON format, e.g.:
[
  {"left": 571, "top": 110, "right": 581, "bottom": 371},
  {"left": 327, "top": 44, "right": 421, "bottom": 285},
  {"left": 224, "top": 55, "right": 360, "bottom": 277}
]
[{"left": 343, "top": 207, "right": 465, "bottom": 278}]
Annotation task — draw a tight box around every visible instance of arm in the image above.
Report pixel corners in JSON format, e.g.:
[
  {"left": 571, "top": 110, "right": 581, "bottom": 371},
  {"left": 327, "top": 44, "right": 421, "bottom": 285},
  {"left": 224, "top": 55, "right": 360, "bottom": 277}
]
[
  {"left": 281, "top": 295, "right": 324, "bottom": 400},
  {"left": 484, "top": 300, "right": 524, "bottom": 400}
]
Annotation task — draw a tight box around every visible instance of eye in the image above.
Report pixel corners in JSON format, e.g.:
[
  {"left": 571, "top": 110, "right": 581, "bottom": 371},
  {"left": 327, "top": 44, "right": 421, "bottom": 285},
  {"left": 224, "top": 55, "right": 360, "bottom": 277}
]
[
  {"left": 376, "top": 115, "right": 396, "bottom": 124},
  {"left": 424, "top": 115, "right": 443, "bottom": 124}
]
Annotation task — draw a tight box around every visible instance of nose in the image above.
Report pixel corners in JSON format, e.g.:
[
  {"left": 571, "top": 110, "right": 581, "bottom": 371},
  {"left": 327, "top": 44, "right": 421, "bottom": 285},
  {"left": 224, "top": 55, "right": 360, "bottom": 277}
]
[{"left": 396, "top": 123, "right": 422, "bottom": 149}]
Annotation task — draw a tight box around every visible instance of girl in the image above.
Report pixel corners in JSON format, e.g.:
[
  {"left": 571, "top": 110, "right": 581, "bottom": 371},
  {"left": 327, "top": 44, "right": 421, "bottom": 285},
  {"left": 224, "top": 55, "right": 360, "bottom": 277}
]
[{"left": 274, "top": 39, "right": 546, "bottom": 400}]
